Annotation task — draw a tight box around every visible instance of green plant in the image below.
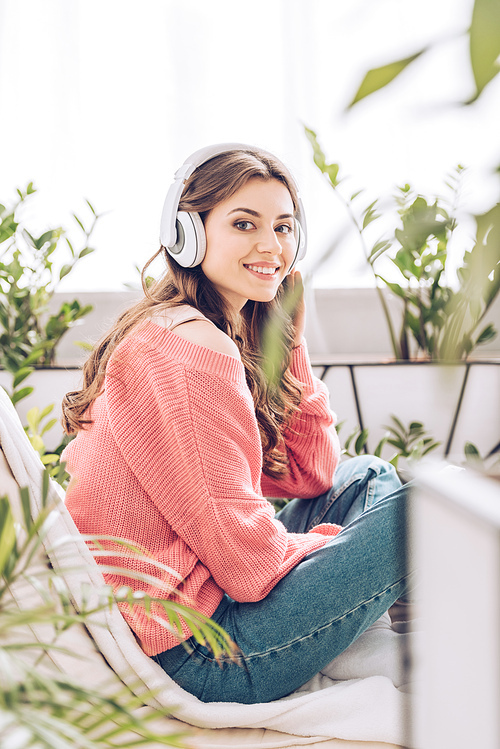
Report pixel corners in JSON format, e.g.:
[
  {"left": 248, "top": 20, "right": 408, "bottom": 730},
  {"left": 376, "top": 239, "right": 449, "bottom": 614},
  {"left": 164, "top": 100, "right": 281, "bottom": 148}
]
[
  {"left": 24, "top": 405, "right": 73, "bottom": 486},
  {"left": 305, "top": 127, "right": 500, "bottom": 361},
  {"left": 347, "top": 0, "right": 500, "bottom": 109},
  {"left": 0, "top": 184, "right": 100, "bottom": 483},
  {"left": 304, "top": 0, "right": 500, "bottom": 362},
  {"left": 0, "top": 473, "right": 237, "bottom": 748},
  {"left": 338, "top": 416, "right": 500, "bottom": 475},
  {"left": 0, "top": 184, "right": 98, "bottom": 405},
  {"left": 463, "top": 440, "right": 500, "bottom": 473},
  {"left": 340, "top": 415, "right": 441, "bottom": 470}
]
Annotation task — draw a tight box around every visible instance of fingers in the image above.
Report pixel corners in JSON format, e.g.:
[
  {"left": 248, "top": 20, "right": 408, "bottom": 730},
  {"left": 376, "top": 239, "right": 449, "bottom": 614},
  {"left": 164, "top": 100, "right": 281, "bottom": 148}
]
[
  {"left": 287, "top": 269, "right": 304, "bottom": 299},
  {"left": 286, "top": 268, "right": 303, "bottom": 290},
  {"left": 291, "top": 269, "right": 303, "bottom": 290}
]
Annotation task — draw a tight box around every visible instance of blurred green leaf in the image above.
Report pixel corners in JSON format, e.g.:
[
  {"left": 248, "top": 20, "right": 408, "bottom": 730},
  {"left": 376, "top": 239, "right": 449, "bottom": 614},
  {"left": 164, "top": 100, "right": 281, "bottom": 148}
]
[
  {"left": 26, "top": 406, "right": 41, "bottom": 433},
  {"left": 304, "top": 126, "right": 341, "bottom": 186},
  {"left": 40, "top": 418, "right": 58, "bottom": 437},
  {"left": 369, "top": 240, "right": 392, "bottom": 263},
  {"left": 464, "top": 441, "right": 482, "bottom": 464},
  {"left": 11, "top": 386, "right": 34, "bottom": 404},
  {"left": 41, "top": 453, "right": 61, "bottom": 464},
  {"left": 362, "top": 200, "right": 380, "bottom": 230},
  {"left": 0, "top": 496, "right": 16, "bottom": 576},
  {"left": 351, "top": 190, "right": 364, "bottom": 201},
  {"left": 375, "top": 275, "right": 406, "bottom": 299},
  {"left": 374, "top": 435, "right": 388, "bottom": 458},
  {"left": 29, "top": 433, "right": 44, "bottom": 453},
  {"left": 74, "top": 340, "right": 94, "bottom": 351},
  {"left": 354, "top": 428, "right": 369, "bottom": 454},
  {"left": 13, "top": 366, "right": 34, "bottom": 388},
  {"left": 469, "top": 0, "right": 500, "bottom": 98},
  {"left": 304, "top": 125, "right": 326, "bottom": 170},
  {"left": 85, "top": 198, "right": 97, "bottom": 216},
  {"left": 59, "top": 263, "right": 73, "bottom": 281},
  {"left": 72, "top": 213, "right": 85, "bottom": 232},
  {"left": 476, "top": 323, "right": 497, "bottom": 345},
  {"left": 348, "top": 50, "right": 426, "bottom": 108},
  {"left": 326, "top": 163, "right": 340, "bottom": 184}
]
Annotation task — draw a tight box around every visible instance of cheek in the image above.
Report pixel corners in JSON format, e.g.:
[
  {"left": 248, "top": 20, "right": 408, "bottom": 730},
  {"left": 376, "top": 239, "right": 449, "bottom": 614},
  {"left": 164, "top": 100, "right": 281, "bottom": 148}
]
[{"left": 283, "top": 242, "right": 297, "bottom": 271}]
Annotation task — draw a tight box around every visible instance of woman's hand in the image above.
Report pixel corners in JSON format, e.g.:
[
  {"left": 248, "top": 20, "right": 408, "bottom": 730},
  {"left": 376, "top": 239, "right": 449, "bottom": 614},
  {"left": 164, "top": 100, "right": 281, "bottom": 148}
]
[{"left": 285, "top": 270, "right": 306, "bottom": 348}]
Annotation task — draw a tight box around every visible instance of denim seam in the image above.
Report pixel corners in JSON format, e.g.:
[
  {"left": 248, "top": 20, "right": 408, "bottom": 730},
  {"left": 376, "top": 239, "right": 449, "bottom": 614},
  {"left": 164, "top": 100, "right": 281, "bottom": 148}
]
[
  {"left": 193, "top": 574, "right": 407, "bottom": 664},
  {"left": 310, "top": 470, "right": 372, "bottom": 528}
]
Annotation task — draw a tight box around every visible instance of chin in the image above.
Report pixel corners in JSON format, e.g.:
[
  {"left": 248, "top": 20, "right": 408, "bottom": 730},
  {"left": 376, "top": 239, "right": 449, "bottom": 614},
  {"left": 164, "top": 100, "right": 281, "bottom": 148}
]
[{"left": 249, "top": 290, "right": 280, "bottom": 304}]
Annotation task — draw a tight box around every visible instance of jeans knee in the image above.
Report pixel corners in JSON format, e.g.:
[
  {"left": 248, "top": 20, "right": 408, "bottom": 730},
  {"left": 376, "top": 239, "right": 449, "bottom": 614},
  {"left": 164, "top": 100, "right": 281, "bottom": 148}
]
[
  {"left": 346, "top": 454, "right": 401, "bottom": 492},
  {"left": 368, "top": 455, "right": 398, "bottom": 477},
  {"left": 369, "top": 455, "right": 401, "bottom": 486},
  {"left": 345, "top": 454, "right": 393, "bottom": 476}
]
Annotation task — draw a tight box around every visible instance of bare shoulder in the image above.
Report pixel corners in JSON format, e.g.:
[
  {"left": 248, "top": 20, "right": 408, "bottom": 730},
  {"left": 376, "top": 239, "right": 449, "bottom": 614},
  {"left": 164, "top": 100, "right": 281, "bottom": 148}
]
[{"left": 172, "top": 319, "right": 241, "bottom": 360}]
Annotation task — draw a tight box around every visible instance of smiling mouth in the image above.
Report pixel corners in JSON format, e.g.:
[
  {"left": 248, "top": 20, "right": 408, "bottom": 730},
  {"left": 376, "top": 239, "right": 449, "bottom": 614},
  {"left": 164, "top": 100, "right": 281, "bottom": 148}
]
[{"left": 244, "top": 264, "right": 280, "bottom": 277}]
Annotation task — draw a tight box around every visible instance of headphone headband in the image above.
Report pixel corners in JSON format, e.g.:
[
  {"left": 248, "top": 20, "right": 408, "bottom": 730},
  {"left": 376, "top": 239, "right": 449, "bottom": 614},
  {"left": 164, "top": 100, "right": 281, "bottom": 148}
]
[
  {"left": 160, "top": 143, "right": 253, "bottom": 249},
  {"left": 159, "top": 142, "right": 307, "bottom": 270}
]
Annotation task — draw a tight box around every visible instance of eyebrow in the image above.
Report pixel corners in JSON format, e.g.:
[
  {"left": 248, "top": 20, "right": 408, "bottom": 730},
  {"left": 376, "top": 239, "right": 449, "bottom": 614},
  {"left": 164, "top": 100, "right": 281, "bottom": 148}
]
[{"left": 227, "top": 208, "right": 294, "bottom": 220}]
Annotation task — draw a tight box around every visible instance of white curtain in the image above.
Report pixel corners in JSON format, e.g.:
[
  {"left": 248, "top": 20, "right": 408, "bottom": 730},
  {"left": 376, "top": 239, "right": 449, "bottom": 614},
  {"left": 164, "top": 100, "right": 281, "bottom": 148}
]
[{"left": 0, "top": 0, "right": 495, "bottom": 291}]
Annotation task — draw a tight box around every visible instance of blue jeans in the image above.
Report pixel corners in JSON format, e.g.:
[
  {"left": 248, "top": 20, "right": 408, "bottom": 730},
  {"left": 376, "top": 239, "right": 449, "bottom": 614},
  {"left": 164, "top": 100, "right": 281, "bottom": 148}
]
[{"left": 151, "top": 455, "right": 412, "bottom": 703}]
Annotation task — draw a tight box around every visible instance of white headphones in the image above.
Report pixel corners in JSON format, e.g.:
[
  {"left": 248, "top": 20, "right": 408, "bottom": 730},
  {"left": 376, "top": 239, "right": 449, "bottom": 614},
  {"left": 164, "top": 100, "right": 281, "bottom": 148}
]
[{"left": 159, "top": 142, "right": 307, "bottom": 272}]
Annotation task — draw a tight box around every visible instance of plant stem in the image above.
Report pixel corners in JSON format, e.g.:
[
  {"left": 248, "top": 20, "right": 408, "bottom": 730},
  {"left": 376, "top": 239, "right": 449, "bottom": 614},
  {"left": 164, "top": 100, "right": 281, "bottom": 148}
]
[{"left": 324, "top": 178, "right": 401, "bottom": 358}]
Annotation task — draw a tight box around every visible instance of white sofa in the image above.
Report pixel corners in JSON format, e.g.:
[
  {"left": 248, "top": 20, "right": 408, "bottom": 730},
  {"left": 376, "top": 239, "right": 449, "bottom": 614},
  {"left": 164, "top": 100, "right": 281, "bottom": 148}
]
[{"left": 0, "top": 386, "right": 408, "bottom": 749}]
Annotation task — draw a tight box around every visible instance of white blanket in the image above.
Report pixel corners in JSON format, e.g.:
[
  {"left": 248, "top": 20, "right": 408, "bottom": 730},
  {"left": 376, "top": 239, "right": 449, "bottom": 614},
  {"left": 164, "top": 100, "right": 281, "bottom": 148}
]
[{"left": 0, "top": 386, "right": 415, "bottom": 746}]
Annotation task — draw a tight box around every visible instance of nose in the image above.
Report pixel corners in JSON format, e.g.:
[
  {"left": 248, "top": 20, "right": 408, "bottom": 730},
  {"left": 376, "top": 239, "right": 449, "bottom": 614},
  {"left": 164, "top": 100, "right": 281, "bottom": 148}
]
[{"left": 256, "top": 226, "right": 282, "bottom": 255}]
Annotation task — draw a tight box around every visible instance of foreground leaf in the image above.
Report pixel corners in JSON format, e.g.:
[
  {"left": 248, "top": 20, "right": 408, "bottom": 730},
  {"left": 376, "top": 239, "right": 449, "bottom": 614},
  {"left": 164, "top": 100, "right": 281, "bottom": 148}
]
[{"left": 348, "top": 50, "right": 426, "bottom": 108}]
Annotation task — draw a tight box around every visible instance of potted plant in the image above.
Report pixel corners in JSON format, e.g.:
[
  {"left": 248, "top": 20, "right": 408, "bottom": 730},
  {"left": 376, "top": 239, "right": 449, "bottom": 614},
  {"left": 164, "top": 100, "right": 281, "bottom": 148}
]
[
  {"left": 303, "top": 128, "right": 500, "bottom": 470},
  {"left": 0, "top": 184, "right": 100, "bottom": 477}
]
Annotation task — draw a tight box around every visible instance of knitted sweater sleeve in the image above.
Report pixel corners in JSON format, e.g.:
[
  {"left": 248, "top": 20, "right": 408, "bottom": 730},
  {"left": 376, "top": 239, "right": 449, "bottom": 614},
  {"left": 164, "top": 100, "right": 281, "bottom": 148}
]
[
  {"left": 260, "top": 341, "right": 341, "bottom": 500},
  {"left": 105, "top": 333, "right": 338, "bottom": 603}
]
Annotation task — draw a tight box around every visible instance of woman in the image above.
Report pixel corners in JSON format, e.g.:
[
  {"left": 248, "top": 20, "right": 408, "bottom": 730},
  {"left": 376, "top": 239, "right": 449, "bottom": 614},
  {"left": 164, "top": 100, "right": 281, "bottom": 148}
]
[{"left": 62, "top": 143, "right": 410, "bottom": 705}]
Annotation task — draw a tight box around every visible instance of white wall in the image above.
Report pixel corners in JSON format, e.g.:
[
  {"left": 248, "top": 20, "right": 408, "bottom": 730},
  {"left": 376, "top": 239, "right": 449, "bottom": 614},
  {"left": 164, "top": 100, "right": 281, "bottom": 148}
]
[{"left": 50, "top": 288, "right": 500, "bottom": 365}]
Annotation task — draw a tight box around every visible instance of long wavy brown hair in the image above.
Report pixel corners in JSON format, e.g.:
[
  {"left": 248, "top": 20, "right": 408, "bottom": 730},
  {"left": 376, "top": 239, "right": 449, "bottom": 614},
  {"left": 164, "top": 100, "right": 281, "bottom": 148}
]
[{"left": 62, "top": 147, "right": 304, "bottom": 477}]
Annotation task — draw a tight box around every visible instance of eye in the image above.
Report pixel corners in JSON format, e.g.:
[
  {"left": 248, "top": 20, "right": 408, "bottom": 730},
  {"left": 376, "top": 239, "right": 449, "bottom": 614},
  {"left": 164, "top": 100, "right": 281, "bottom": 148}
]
[
  {"left": 234, "top": 220, "right": 255, "bottom": 231},
  {"left": 275, "top": 223, "right": 294, "bottom": 234}
]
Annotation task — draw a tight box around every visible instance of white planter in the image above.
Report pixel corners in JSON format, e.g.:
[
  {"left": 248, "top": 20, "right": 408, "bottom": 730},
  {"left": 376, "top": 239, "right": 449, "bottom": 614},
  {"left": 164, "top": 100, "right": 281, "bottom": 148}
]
[
  {"left": 312, "top": 359, "right": 500, "bottom": 464},
  {"left": 410, "top": 465, "right": 500, "bottom": 748},
  {"left": 0, "top": 368, "right": 82, "bottom": 450}
]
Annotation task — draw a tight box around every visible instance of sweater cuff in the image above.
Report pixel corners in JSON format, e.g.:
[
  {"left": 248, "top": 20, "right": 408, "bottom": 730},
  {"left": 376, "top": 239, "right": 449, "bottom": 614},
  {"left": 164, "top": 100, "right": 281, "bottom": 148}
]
[
  {"left": 290, "top": 340, "right": 315, "bottom": 388},
  {"left": 308, "top": 523, "right": 343, "bottom": 538}
]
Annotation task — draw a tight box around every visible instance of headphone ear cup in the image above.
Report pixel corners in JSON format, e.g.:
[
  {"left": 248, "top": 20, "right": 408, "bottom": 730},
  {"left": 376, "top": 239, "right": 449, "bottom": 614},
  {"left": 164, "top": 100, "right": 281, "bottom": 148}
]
[
  {"left": 288, "top": 219, "right": 306, "bottom": 273},
  {"left": 166, "top": 211, "right": 206, "bottom": 268},
  {"left": 295, "top": 220, "right": 306, "bottom": 261}
]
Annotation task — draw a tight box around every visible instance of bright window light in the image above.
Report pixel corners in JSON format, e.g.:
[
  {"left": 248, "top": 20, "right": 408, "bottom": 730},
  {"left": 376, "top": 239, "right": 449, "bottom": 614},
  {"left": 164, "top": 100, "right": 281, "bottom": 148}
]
[{"left": 0, "top": 0, "right": 497, "bottom": 290}]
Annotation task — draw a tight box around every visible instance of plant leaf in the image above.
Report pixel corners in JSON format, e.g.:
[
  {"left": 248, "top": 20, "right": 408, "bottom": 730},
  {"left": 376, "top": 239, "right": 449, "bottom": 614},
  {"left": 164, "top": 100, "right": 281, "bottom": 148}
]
[
  {"left": 354, "top": 428, "right": 369, "bottom": 455},
  {"left": 85, "top": 198, "right": 97, "bottom": 216},
  {"left": 26, "top": 406, "right": 41, "bottom": 432},
  {"left": 59, "top": 263, "right": 73, "bottom": 281},
  {"left": 375, "top": 274, "right": 407, "bottom": 299},
  {"left": 348, "top": 50, "right": 426, "bottom": 108},
  {"left": 374, "top": 435, "right": 388, "bottom": 458},
  {"left": 469, "top": 0, "right": 500, "bottom": 98},
  {"left": 476, "top": 323, "right": 497, "bottom": 345},
  {"left": 11, "top": 386, "right": 34, "bottom": 404},
  {"left": 40, "top": 418, "right": 58, "bottom": 437},
  {"left": 13, "top": 366, "right": 34, "bottom": 388},
  {"left": 464, "top": 441, "right": 482, "bottom": 464},
  {"left": 0, "top": 496, "right": 17, "bottom": 576}
]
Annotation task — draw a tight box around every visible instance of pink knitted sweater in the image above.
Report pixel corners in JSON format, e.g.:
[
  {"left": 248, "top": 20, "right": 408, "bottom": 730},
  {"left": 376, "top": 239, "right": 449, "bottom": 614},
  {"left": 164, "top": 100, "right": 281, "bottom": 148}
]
[{"left": 63, "top": 320, "right": 341, "bottom": 656}]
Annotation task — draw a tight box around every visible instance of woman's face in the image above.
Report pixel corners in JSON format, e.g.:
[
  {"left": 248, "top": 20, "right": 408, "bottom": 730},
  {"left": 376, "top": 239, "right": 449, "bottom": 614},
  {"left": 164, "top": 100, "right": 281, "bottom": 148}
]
[{"left": 201, "top": 178, "right": 297, "bottom": 311}]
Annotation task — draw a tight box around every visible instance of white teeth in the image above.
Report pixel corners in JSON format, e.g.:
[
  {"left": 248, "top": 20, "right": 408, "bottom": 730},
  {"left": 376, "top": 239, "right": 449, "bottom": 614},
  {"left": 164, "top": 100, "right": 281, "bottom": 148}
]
[{"left": 245, "top": 265, "right": 278, "bottom": 275}]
